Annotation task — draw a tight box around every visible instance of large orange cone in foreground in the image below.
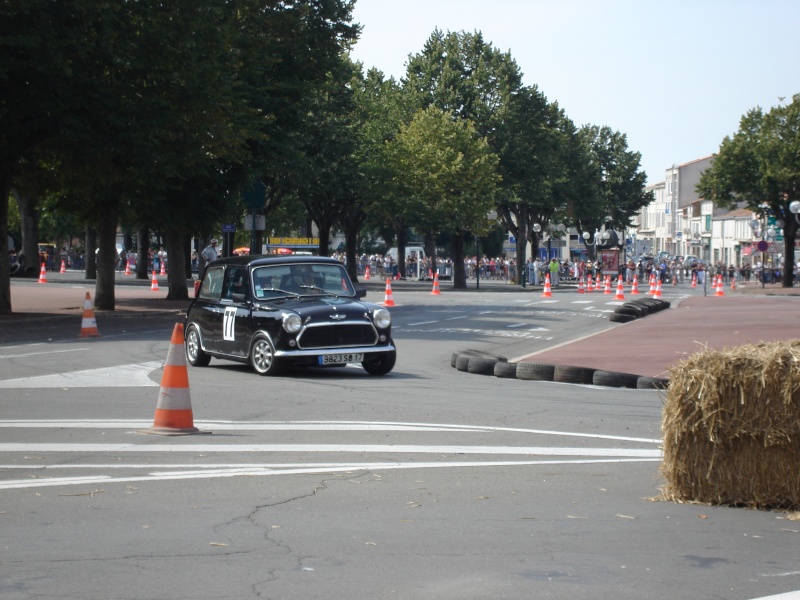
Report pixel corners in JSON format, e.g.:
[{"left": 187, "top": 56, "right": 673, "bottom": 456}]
[
  {"left": 138, "top": 323, "right": 209, "bottom": 436},
  {"left": 381, "top": 278, "right": 396, "bottom": 307},
  {"left": 78, "top": 292, "right": 101, "bottom": 338}
]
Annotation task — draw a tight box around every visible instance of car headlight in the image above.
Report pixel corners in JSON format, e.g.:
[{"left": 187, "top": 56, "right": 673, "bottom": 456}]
[
  {"left": 373, "top": 308, "right": 391, "bottom": 329},
  {"left": 282, "top": 313, "right": 302, "bottom": 334}
]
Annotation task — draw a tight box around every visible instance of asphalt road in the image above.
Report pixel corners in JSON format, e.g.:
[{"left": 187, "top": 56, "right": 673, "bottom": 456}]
[{"left": 1, "top": 273, "right": 799, "bottom": 600}]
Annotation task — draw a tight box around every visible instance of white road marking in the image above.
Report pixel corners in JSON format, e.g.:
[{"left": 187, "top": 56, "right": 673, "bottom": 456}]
[
  {"left": 0, "top": 361, "right": 162, "bottom": 388},
  {"left": 407, "top": 320, "right": 439, "bottom": 326},
  {"left": 0, "top": 419, "right": 662, "bottom": 490},
  {"left": 0, "top": 348, "right": 87, "bottom": 359},
  {"left": 0, "top": 443, "right": 662, "bottom": 457},
  {"left": 0, "top": 458, "right": 660, "bottom": 490}
]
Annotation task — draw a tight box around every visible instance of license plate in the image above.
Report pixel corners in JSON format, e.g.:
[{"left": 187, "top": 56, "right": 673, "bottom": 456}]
[{"left": 319, "top": 353, "right": 364, "bottom": 365}]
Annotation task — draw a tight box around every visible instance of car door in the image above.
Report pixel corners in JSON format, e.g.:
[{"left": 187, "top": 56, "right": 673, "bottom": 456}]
[
  {"left": 215, "top": 265, "right": 252, "bottom": 358},
  {"left": 193, "top": 265, "right": 226, "bottom": 353}
]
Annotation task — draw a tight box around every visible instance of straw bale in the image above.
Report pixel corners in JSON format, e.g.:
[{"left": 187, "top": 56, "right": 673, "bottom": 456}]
[{"left": 659, "top": 340, "right": 800, "bottom": 509}]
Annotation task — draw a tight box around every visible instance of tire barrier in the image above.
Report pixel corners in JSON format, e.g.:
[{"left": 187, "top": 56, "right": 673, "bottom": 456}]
[{"left": 516, "top": 362, "right": 556, "bottom": 381}]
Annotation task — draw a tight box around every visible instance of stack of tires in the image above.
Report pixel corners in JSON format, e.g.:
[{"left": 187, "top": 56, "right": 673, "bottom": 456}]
[{"left": 609, "top": 298, "right": 670, "bottom": 323}]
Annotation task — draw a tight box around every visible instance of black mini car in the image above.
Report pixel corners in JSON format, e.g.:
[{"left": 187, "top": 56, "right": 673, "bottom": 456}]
[{"left": 184, "top": 255, "right": 396, "bottom": 376}]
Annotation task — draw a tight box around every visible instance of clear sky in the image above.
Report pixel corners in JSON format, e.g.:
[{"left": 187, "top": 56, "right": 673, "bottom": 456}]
[{"left": 348, "top": 0, "right": 800, "bottom": 185}]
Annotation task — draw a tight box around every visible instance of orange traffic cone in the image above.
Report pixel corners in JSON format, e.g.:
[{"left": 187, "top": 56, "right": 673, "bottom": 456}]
[
  {"left": 78, "top": 292, "right": 101, "bottom": 338},
  {"left": 430, "top": 272, "right": 441, "bottom": 295},
  {"left": 364, "top": 265, "right": 370, "bottom": 280},
  {"left": 150, "top": 272, "right": 159, "bottom": 291},
  {"left": 648, "top": 274, "right": 657, "bottom": 295},
  {"left": 730, "top": 276, "right": 736, "bottom": 291},
  {"left": 691, "top": 273, "right": 697, "bottom": 288},
  {"left": 160, "top": 261, "right": 166, "bottom": 276},
  {"left": 541, "top": 273, "right": 553, "bottom": 298},
  {"left": 124, "top": 261, "right": 131, "bottom": 275},
  {"left": 60, "top": 259, "right": 66, "bottom": 274},
  {"left": 614, "top": 276, "right": 625, "bottom": 301},
  {"left": 603, "top": 275, "right": 612, "bottom": 295},
  {"left": 630, "top": 274, "right": 640, "bottom": 295},
  {"left": 586, "top": 273, "right": 594, "bottom": 292},
  {"left": 37, "top": 263, "right": 48, "bottom": 284},
  {"left": 673, "top": 272, "right": 678, "bottom": 286},
  {"left": 653, "top": 278, "right": 662, "bottom": 298},
  {"left": 577, "top": 276, "right": 585, "bottom": 294},
  {"left": 715, "top": 274, "right": 725, "bottom": 297},
  {"left": 138, "top": 323, "right": 209, "bottom": 436},
  {"left": 381, "top": 278, "right": 396, "bottom": 307}
]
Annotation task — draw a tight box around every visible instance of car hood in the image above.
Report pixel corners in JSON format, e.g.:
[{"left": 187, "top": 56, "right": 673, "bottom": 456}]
[{"left": 255, "top": 295, "right": 378, "bottom": 321}]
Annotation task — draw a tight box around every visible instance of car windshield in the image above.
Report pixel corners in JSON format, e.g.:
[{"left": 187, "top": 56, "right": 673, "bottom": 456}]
[{"left": 251, "top": 263, "right": 355, "bottom": 299}]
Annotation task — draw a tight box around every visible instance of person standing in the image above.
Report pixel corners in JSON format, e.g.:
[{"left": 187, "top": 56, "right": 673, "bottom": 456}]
[{"left": 200, "top": 238, "right": 218, "bottom": 277}]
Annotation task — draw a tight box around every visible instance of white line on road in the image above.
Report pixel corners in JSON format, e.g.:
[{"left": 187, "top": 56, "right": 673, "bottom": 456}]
[
  {"left": 0, "top": 361, "right": 162, "bottom": 388},
  {"left": 0, "top": 348, "right": 87, "bottom": 359},
  {"left": 0, "top": 458, "right": 660, "bottom": 490}
]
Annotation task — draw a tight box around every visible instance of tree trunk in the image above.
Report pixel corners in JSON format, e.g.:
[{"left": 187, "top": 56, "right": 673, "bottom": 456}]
[
  {"left": 137, "top": 226, "right": 150, "bottom": 280},
  {"left": 0, "top": 175, "right": 11, "bottom": 314},
  {"left": 452, "top": 233, "right": 466, "bottom": 289},
  {"left": 85, "top": 227, "right": 97, "bottom": 280},
  {"left": 94, "top": 200, "right": 120, "bottom": 310},
  {"left": 165, "top": 229, "right": 189, "bottom": 300},
  {"left": 12, "top": 188, "right": 40, "bottom": 278}
]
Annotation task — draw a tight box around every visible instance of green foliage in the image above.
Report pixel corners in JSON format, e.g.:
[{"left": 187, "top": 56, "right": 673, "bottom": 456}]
[
  {"left": 698, "top": 94, "right": 800, "bottom": 286},
  {"left": 384, "top": 106, "right": 499, "bottom": 236}
]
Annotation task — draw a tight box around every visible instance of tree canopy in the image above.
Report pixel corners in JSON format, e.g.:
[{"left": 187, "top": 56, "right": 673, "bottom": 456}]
[{"left": 698, "top": 94, "right": 800, "bottom": 287}]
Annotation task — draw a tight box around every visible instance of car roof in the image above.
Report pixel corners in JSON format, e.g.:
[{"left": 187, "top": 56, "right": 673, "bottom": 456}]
[{"left": 207, "top": 255, "right": 342, "bottom": 269}]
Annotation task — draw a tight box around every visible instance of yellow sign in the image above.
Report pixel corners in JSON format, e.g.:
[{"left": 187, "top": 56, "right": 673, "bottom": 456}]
[{"left": 268, "top": 237, "right": 319, "bottom": 246}]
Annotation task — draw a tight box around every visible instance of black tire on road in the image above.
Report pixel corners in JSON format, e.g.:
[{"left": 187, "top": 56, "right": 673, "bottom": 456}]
[
  {"left": 553, "top": 365, "right": 596, "bottom": 384},
  {"left": 609, "top": 313, "right": 635, "bottom": 323},
  {"left": 592, "top": 370, "right": 640, "bottom": 388},
  {"left": 494, "top": 361, "right": 518, "bottom": 378},
  {"left": 468, "top": 356, "right": 499, "bottom": 375},
  {"left": 455, "top": 354, "right": 472, "bottom": 372},
  {"left": 637, "top": 376, "right": 670, "bottom": 390},
  {"left": 516, "top": 362, "right": 556, "bottom": 381}
]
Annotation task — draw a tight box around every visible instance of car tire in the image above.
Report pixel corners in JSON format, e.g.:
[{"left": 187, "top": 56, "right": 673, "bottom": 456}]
[
  {"left": 493, "top": 361, "right": 518, "bottom": 378},
  {"left": 467, "top": 356, "right": 499, "bottom": 375},
  {"left": 553, "top": 365, "right": 596, "bottom": 384},
  {"left": 592, "top": 370, "right": 640, "bottom": 388},
  {"left": 249, "top": 333, "right": 283, "bottom": 376},
  {"left": 185, "top": 324, "right": 211, "bottom": 367},
  {"left": 362, "top": 350, "right": 396, "bottom": 376},
  {"left": 516, "top": 362, "right": 556, "bottom": 381},
  {"left": 609, "top": 313, "right": 635, "bottom": 323}
]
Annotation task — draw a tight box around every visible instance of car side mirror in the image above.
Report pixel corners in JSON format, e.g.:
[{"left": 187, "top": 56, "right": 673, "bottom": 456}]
[{"left": 356, "top": 288, "right": 366, "bottom": 298}]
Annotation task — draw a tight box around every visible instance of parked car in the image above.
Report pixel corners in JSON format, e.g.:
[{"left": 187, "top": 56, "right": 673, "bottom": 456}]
[{"left": 184, "top": 255, "right": 396, "bottom": 376}]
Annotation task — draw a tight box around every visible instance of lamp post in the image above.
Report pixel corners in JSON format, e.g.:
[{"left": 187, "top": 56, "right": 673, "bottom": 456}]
[
  {"left": 748, "top": 217, "right": 766, "bottom": 289},
  {"left": 582, "top": 229, "right": 611, "bottom": 281}
]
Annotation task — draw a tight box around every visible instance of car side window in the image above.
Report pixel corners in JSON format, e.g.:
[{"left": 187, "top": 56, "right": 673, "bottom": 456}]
[
  {"left": 199, "top": 266, "right": 224, "bottom": 300},
  {"left": 222, "top": 266, "right": 249, "bottom": 300}
]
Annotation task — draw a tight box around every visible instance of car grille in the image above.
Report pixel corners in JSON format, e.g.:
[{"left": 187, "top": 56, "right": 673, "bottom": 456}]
[{"left": 297, "top": 323, "right": 378, "bottom": 349}]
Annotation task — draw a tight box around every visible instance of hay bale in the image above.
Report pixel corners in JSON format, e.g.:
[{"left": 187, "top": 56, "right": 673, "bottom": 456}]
[{"left": 659, "top": 340, "right": 800, "bottom": 509}]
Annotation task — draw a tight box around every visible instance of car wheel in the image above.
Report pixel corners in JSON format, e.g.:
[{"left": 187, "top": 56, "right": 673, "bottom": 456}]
[
  {"left": 249, "top": 333, "right": 282, "bottom": 376},
  {"left": 185, "top": 324, "right": 211, "bottom": 367},
  {"left": 362, "top": 350, "right": 396, "bottom": 376}
]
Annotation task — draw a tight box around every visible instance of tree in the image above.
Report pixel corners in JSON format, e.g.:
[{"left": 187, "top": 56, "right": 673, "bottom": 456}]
[
  {"left": 383, "top": 107, "right": 499, "bottom": 288},
  {"left": 494, "top": 85, "right": 561, "bottom": 282},
  {"left": 698, "top": 94, "right": 800, "bottom": 287},
  {"left": 572, "top": 125, "right": 652, "bottom": 258}
]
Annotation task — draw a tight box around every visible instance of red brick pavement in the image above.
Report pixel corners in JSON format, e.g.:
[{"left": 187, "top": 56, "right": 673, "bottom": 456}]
[{"left": 518, "top": 294, "right": 800, "bottom": 379}]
